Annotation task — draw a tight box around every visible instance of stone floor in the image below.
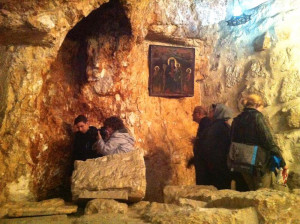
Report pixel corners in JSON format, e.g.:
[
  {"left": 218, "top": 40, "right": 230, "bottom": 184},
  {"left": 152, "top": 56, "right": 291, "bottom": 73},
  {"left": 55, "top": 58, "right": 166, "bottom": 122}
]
[{"left": 1, "top": 186, "right": 300, "bottom": 224}]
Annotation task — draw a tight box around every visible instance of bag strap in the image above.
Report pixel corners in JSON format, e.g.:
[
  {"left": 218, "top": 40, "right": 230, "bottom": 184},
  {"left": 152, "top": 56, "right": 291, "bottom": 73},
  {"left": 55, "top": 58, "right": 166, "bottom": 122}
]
[{"left": 251, "top": 146, "right": 258, "bottom": 165}]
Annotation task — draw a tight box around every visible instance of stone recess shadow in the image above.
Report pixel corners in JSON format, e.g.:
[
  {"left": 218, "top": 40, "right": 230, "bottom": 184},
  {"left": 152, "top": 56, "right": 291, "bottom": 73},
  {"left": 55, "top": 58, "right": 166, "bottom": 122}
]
[{"left": 144, "top": 148, "right": 173, "bottom": 202}]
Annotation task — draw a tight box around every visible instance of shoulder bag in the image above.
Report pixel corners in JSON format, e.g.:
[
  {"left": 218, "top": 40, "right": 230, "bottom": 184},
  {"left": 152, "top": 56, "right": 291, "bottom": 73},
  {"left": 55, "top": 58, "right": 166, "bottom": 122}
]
[{"left": 227, "top": 142, "right": 267, "bottom": 175}]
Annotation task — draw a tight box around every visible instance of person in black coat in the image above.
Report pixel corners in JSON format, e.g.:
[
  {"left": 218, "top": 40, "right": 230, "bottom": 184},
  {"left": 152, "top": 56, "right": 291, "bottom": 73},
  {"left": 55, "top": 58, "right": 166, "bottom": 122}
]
[
  {"left": 189, "top": 106, "right": 212, "bottom": 185},
  {"left": 202, "top": 103, "right": 233, "bottom": 189},
  {"left": 73, "top": 115, "right": 101, "bottom": 161},
  {"left": 231, "top": 94, "right": 287, "bottom": 190}
]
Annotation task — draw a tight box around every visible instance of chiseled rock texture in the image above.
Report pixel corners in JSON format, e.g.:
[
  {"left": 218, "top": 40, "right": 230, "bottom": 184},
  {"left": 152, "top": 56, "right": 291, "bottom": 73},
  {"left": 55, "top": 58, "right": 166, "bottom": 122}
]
[
  {"left": 1, "top": 187, "right": 300, "bottom": 224},
  {"left": 163, "top": 185, "right": 218, "bottom": 204},
  {"left": 0, "top": 198, "right": 77, "bottom": 218},
  {"left": 1, "top": 0, "right": 300, "bottom": 204},
  {"left": 163, "top": 185, "right": 300, "bottom": 224},
  {"left": 71, "top": 149, "right": 146, "bottom": 202},
  {"left": 84, "top": 199, "right": 128, "bottom": 215},
  {"left": 0, "top": 215, "right": 70, "bottom": 224},
  {"left": 140, "top": 203, "right": 259, "bottom": 224}
]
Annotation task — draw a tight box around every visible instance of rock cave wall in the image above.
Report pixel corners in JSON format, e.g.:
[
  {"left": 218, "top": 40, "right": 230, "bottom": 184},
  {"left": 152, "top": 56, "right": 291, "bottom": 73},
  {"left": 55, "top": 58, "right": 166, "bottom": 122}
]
[{"left": 0, "top": 0, "right": 300, "bottom": 203}]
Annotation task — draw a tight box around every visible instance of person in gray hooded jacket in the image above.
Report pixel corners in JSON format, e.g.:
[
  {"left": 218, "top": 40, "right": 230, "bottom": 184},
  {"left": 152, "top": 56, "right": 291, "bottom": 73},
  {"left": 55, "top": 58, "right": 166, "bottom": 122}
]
[{"left": 93, "top": 116, "right": 135, "bottom": 155}]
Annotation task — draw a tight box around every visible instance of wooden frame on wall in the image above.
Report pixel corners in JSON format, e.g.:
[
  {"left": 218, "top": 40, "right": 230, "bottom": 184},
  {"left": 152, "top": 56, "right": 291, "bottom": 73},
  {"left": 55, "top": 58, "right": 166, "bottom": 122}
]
[{"left": 148, "top": 45, "right": 195, "bottom": 97}]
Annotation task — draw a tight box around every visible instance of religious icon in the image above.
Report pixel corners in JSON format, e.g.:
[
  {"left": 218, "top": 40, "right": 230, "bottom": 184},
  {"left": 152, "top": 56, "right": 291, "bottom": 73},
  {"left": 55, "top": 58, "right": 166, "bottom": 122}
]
[{"left": 149, "top": 45, "right": 195, "bottom": 97}]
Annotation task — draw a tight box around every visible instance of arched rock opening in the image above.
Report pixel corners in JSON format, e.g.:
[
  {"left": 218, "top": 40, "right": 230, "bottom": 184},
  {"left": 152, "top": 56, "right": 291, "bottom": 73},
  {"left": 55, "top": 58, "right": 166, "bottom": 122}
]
[{"left": 35, "top": 0, "right": 134, "bottom": 200}]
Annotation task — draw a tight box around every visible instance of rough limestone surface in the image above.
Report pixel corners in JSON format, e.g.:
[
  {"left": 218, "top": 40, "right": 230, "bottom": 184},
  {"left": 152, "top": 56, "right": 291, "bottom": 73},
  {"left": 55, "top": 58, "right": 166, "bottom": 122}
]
[
  {"left": 84, "top": 199, "right": 128, "bottom": 215},
  {"left": 78, "top": 189, "right": 128, "bottom": 200},
  {"left": 2, "top": 187, "right": 300, "bottom": 224},
  {"left": 286, "top": 105, "right": 300, "bottom": 128},
  {"left": 1, "top": 0, "right": 300, "bottom": 203},
  {"left": 253, "top": 31, "right": 272, "bottom": 52},
  {"left": 136, "top": 202, "right": 259, "bottom": 224},
  {"left": 224, "top": 65, "right": 242, "bottom": 88},
  {"left": 163, "top": 185, "right": 300, "bottom": 224},
  {"left": 177, "top": 198, "right": 207, "bottom": 208},
  {"left": 163, "top": 185, "right": 217, "bottom": 204},
  {"left": 0, "top": 215, "right": 70, "bottom": 224},
  {"left": 279, "top": 72, "right": 300, "bottom": 103},
  {"left": 0, "top": 198, "right": 77, "bottom": 218},
  {"left": 292, "top": 189, "right": 300, "bottom": 195},
  {"left": 71, "top": 149, "right": 146, "bottom": 202}
]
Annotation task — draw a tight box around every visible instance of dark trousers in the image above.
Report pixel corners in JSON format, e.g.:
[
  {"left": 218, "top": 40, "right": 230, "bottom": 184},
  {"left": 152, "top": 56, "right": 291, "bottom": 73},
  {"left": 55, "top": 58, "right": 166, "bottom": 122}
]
[{"left": 195, "top": 157, "right": 231, "bottom": 189}]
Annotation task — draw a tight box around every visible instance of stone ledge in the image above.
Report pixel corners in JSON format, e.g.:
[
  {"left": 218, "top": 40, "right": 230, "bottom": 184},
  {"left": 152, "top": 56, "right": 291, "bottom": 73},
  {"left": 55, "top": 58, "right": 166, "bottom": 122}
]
[{"left": 0, "top": 198, "right": 77, "bottom": 218}]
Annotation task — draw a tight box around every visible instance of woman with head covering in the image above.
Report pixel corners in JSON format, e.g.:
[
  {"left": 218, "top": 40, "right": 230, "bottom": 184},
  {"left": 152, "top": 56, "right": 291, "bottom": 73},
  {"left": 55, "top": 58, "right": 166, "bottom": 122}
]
[
  {"left": 202, "top": 103, "right": 233, "bottom": 189},
  {"left": 230, "top": 94, "right": 287, "bottom": 190}
]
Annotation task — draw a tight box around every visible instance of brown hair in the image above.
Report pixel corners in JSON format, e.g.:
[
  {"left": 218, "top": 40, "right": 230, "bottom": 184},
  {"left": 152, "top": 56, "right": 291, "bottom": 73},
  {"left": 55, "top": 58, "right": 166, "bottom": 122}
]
[
  {"left": 104, "top": 116, "right": 125, "bottom": 131},
  {"left": 242, "top": 94, "right": 264, "bottom": 108},
  {"left": 74, "top": 115, "right": 88, "bottom": 125}
]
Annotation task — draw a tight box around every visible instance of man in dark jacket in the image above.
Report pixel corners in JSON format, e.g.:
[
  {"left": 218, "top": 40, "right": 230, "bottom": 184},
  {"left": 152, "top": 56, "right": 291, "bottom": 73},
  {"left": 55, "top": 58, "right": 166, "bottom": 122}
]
[
  {"left": 190, "top": 106, "right": 211, "bottom": 185},
  {"left": 73, "top": 115, "right": 100, "bottom": 161}
]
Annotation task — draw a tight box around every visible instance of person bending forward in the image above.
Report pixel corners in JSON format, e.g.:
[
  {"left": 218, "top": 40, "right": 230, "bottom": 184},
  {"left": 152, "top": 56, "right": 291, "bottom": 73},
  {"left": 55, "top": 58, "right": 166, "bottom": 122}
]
[{"left": 93, "top": 116, "right": 135, "bottom": 155}]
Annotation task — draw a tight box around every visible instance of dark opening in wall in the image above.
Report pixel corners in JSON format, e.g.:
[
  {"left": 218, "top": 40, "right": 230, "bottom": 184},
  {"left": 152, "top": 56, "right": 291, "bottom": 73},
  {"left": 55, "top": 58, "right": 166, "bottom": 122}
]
[
  {"left": 65, "top": 0, "right": 133, "bottom": 85},
  {"left": 37, "top": 0, "right": 133, "bottom": 201},
  {"left": 66, "top": 0, "right": 132, "bottom": 41}
]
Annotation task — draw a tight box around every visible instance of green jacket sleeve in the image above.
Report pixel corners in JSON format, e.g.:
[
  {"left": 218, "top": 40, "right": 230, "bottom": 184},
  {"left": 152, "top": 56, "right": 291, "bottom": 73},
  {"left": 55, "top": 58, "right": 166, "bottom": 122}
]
[{"left": 255, "top": 113, "right": 286, "bottom": 167}]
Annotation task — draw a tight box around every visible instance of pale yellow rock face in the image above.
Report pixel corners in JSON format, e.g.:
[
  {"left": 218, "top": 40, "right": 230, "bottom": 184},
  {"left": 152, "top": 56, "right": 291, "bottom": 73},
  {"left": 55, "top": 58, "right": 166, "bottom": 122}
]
[{"left": 1, "top": 0, "right": 300, "bottom": 204}]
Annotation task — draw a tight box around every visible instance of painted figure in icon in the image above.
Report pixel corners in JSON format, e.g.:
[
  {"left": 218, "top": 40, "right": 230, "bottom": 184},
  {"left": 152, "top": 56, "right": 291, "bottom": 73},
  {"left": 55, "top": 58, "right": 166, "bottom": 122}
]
[
  {"left": 164, "top": 57, "right": 182, "bottom": 93},
  {"left": 183, "top": 68, "right": 193, "bottom": 93},
  {"left": 152, "top": 65, "right": 163, "bottom": 93},
  {"left": 174, "top": 62, "right": 182, "bottom": 92}
]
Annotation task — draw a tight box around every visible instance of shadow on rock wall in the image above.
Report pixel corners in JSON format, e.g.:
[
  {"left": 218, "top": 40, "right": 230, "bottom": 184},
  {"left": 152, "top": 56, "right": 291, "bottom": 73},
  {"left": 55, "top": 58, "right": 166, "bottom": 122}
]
[
  {"left": 144, "top": 148, "right": 172, "bottom": 202},
  {"left": 32, "top": 122, "right": 74, "bottom": 201}
]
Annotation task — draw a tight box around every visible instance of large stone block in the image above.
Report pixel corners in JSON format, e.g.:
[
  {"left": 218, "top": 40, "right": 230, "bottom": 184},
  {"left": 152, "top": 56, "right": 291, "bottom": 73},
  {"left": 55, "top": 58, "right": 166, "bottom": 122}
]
[{"left": 71, "top": 149, "right": 146, "bottom": 202}]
